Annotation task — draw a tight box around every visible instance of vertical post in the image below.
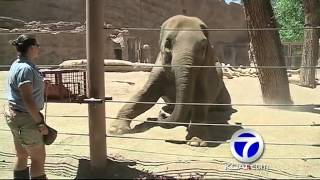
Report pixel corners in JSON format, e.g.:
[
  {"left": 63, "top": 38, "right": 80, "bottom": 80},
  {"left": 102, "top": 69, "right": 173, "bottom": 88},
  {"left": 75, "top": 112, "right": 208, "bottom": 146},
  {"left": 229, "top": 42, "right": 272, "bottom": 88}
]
[
  {"left": 86, "top": 0, "right": 106, "bottom": 176},
  {"left": 122, "top": 35, "right": 129, "bottom": 61}
]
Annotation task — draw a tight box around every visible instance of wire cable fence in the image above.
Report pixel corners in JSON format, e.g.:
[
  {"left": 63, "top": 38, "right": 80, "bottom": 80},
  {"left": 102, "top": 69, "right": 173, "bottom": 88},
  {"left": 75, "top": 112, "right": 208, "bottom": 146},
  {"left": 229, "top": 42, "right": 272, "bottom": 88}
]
[
  {"left": 0, "top": 133, "right": 319, "bottom": 161},
  {"left": 107, "top": 146, "right": 320, "bottom": 161},
  {"left": 1, "top": 110, "right": 319, "bottom": 128},
  {"left": 0, "top": 140, "right": 319, "bottom": 161},
  {"left": 104, "top": 99, "right": 320, "bottom": 107},
  {"left": 0, "top": 25, "right": 320, "bottom": 70},
  {"left": 1, "top": 97, "right": 319, "bottom": 107},
  {"left": 0, "top": 64, "right": 320, "bottom": 69},
  {"left": 0, "top": 34, "right": 319, "bottom": 173},
  {"left": 0, "top": 26, "right": 319, "bottom": 36},
  {"left": 105, "top": 26, "right": 320, "bottom": 31},
  {"left": 0, "top": 128, "right": 319, "bottom": 147},
  {"left": 104, "top": 116, "right": 320, "bottom": 127},
  {"left": 40, "top": 114, "right": 320, "bottom": 127},
  {"left": 0, "top": 31, "right": 86, "bottom": 35}
]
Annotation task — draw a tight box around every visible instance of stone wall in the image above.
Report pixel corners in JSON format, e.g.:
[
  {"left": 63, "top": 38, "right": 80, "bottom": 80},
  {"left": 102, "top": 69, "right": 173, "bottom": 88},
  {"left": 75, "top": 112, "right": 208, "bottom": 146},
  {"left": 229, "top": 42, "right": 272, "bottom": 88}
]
[
  {"left": 0, "top": 32, "right": 114, "bottom": 65},
  {"left": 0, "top": 0, "right": 249, "bottom": 65}
]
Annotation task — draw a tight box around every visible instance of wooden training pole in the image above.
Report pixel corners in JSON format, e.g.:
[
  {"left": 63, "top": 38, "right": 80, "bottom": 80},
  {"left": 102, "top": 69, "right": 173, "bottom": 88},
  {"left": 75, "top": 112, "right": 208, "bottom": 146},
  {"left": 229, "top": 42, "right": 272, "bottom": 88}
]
[{"left": 86, "top": 0, "right": 106, "bottom": 176}]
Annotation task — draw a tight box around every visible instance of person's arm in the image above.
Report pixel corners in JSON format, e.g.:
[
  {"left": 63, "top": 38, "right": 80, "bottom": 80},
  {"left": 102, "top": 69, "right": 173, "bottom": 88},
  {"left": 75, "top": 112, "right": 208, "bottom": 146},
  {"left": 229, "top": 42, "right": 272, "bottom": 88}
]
[
  {"left": 16, "top": 67, "right": 48, "bottom": 135},
  {"left": 19, "top": 83, "right": 43, "bottom": 124},
  {"left": 19, "top": 83, "right": 48, "bottom": 135}
]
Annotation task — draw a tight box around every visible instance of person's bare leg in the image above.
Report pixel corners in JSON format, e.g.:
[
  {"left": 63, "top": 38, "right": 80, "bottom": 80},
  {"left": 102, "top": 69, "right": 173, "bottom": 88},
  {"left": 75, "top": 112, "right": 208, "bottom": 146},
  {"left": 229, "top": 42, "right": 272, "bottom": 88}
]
[
  {"left": 13, "top": 140, "right": 29, "bottom": 179},
  {"left": 13, "top": 140, "right": 28, "bottom": 170},
  {"left": 25, "top": 144, "right": 46, "bottom": 178}
]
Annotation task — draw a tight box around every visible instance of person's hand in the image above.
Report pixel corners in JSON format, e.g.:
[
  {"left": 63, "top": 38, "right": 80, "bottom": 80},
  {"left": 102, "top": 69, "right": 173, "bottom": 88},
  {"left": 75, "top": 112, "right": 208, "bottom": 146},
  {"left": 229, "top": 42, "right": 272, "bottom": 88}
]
[{"left": 38, "top": 124, "right": 49, "bottom": 135}]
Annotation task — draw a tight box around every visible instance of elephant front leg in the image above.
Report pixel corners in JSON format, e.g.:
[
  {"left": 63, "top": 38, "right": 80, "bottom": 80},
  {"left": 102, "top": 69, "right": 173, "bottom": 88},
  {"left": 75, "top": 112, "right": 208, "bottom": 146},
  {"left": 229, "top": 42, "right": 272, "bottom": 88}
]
[
  {"left": 186, "top": 76, "right": 219, "bottom": 147},
  {"left": 186, "top": 104, "right": 209, "bottom": 147},
  {"left": 108, "top": 70, "right": 164, "bottom": 135}
]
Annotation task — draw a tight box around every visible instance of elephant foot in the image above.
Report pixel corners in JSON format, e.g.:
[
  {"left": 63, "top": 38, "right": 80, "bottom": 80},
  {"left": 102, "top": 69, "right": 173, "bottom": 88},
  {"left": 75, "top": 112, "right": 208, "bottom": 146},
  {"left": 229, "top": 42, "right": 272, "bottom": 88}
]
[
  {"left": 158, "top": 107, "right": 170, "bottom": 121},
  {"left": 158, "top": 105, "right": 173, "bottom": 121},
  {"left": 187, "top": 137, "right": 208, "bottom": 147},
  {"left": 186, "top": 126, "right": 208, "bottom": 147},
  {"left": 157, "top": 106, "right": 176, "bottom": 129},
  {"left": 108, "top": 121, "right": 131, "bottom": 135}
]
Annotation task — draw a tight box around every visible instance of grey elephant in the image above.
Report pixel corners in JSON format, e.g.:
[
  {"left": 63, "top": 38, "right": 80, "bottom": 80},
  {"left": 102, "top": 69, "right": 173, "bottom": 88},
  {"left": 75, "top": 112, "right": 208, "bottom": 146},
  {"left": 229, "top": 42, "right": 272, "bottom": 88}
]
[{"left": 109, "top": 15, "right": 232, "bottom": 146}]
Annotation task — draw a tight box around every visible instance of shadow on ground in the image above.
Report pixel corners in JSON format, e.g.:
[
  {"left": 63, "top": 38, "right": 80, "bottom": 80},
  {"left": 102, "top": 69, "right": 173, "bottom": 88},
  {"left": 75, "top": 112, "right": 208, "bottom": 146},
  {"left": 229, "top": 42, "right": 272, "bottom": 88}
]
[
  {"left": 75, "top": 158, "right": 174, "bottom": 179},
  {"left": 131, "top": 108, "right": 241, "bottom": 147},
  {"left": 74, "top": 158, "right": 276, "bottom": 179},
  {"left": 274, "top": 106, "right": 320, "bottom": 115},
  {"left": 204, "top": 109, "right": 242, "bottom": 147}
]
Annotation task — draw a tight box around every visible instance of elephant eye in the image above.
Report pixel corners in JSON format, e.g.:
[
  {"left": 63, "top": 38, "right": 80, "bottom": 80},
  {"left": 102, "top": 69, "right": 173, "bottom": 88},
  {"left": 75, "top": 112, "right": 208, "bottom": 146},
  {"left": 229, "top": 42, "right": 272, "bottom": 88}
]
[
  {"left": 163, "top": 38, "right": 172, "bottom": 64},
  {"left": 164, "top": 38, "right": 172, "bottom": 50}
]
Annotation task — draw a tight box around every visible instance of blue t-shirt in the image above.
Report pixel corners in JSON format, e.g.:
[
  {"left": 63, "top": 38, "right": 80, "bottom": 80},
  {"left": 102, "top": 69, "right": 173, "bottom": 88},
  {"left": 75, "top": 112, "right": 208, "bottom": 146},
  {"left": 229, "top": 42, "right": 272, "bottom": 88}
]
[{"left": 7, "top": 57, "right": 44, "bottom": 112}]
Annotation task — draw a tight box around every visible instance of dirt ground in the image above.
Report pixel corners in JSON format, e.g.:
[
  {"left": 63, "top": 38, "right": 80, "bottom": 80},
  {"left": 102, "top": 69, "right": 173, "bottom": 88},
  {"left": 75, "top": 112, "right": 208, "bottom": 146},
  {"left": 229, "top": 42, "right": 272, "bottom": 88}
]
[{"left": 0, "top": 71, "right": 319, "bottom": 179}]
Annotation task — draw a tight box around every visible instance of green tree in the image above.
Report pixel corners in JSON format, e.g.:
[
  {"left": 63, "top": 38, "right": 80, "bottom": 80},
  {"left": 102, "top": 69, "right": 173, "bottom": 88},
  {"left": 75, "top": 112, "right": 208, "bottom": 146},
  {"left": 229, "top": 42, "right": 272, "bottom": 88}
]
[
  {"left": 299, "top": 0, "right": 319, "bottom": 88},
  {"left": 273, "top": 0, "right": 304, "bottom": 42},
  {"left": 243, "top": 0, "right": 293, "bottom": 104}
]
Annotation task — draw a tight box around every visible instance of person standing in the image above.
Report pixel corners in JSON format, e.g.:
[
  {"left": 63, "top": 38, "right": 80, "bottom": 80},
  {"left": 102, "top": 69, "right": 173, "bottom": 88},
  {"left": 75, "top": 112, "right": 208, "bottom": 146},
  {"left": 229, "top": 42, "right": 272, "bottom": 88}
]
[
  {"left": 106, "top": 24, "right": 128, "bottom": 60},
  {"left": 5, "top": 34, "right": 48, "bottom": 179}
]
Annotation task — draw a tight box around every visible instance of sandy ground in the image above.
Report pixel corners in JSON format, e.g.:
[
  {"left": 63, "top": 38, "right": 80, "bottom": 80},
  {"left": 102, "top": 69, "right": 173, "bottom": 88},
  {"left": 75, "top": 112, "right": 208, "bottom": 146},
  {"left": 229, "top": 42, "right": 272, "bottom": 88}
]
[{"left": 0, "top": 71, "right": 319, "bottom": 179}]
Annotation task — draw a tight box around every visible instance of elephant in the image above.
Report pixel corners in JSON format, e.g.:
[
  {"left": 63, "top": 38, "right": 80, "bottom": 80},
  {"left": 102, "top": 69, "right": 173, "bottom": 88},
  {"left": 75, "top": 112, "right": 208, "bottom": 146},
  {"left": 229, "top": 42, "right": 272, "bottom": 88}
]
[{"left": 108, "top": 15, "right": 232, "bottom": 147}]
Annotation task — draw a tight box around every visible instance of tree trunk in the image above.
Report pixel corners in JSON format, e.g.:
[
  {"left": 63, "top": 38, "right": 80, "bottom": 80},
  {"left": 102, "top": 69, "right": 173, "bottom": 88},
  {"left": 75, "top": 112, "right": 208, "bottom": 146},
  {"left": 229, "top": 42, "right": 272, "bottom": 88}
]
[
  {"left": 299, "top": 0, "right": 319, "bottom": 88},
  {"left": 243, "top": 0, "right": 293, "bottom": 104}
]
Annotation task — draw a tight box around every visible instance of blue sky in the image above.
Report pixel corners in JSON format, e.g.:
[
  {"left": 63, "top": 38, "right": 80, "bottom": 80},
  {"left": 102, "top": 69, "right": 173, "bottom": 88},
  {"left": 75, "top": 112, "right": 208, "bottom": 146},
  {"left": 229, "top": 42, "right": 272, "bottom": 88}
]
[{"left": 224, "top": 0, "right": 241, "bottom": 4}]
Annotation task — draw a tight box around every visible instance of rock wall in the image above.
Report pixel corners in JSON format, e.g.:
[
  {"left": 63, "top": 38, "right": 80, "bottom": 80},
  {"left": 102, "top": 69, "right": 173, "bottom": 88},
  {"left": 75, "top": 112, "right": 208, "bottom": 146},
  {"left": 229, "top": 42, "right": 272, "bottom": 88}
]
[
  {"left": 0, "top": 0, "right": 86, "bottom": 23},
  {"left": 0, "top": 0, "right": 249, "bottom": 65},
  {"left": 0, "top": 32, "right": 114, "bottom": 66}
]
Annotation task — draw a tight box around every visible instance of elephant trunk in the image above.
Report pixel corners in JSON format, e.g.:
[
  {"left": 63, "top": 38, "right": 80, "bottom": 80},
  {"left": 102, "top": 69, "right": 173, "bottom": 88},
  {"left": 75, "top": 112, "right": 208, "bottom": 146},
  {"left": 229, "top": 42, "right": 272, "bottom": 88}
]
[{"left": 165, "top": 52, "right": 196, "bottom": 123}]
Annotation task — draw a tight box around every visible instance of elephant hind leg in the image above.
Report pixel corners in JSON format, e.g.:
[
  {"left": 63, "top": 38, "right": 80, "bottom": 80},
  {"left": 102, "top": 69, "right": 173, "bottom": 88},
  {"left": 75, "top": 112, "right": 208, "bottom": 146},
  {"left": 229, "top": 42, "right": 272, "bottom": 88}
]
[{"left": 212, "top": 82, "right": 233, "bottom": 112}]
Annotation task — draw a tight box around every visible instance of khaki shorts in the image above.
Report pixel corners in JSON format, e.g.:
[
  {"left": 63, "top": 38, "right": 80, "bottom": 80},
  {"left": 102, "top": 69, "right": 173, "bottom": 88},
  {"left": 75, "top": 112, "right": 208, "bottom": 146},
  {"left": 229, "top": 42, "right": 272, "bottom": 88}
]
[{"left": 5, "top": 109, "right": 44, "bottom": 146}]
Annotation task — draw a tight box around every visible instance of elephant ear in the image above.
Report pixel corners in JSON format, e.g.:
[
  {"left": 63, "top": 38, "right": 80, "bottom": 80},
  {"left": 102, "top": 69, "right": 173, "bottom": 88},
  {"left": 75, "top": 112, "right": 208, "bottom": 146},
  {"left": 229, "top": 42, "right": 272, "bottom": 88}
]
[
  {"left": 202, "top": 29, "right": 223, "bottom": 77},
  {"left": 205, "top": 42, "right": 219, "bottom": 64},
  {"left": 200, "top": 24, "right": 209, "bottom": 39},
  {"left": 204, "top": 40, "right": 219, "bottom": 67},
  {"left": 200, "top": 24, "right": 216, "bottom": 65},
  {"left": 159, "top": 23, "right": 173, "bottom": 64}
]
